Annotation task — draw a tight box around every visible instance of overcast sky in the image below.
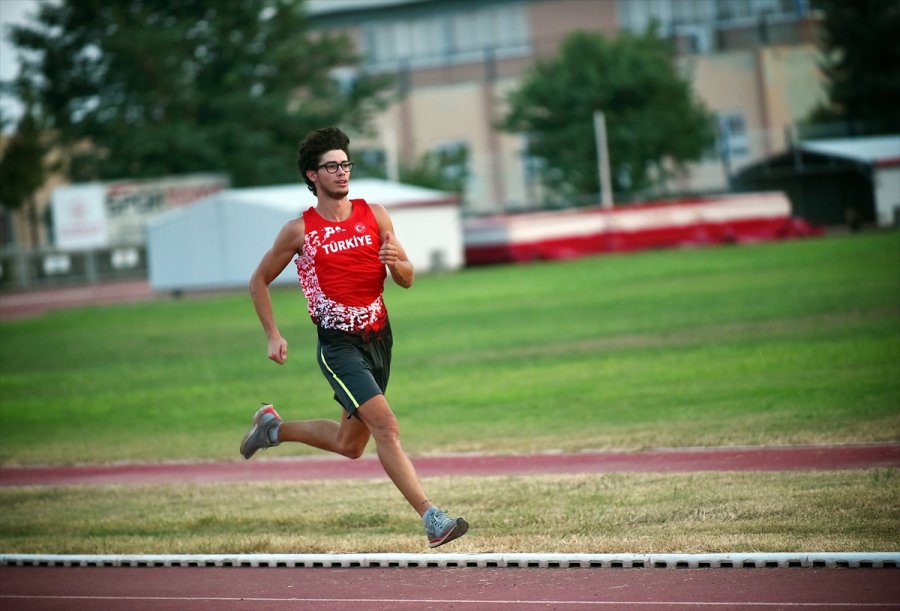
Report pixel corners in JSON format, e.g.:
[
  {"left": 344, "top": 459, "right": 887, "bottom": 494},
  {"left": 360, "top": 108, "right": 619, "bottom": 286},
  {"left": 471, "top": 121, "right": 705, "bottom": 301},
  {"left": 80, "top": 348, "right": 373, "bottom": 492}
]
[
  {"left": 0, "top": 1, "right": 36, "bottom": 81},
  {"left": 1, "top": 0, "right": 41, "bottom": 128}
]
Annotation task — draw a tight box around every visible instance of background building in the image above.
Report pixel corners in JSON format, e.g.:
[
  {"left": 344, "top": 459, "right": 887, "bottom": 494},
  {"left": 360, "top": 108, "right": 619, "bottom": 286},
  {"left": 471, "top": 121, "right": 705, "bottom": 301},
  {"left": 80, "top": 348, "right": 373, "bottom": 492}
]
[
  {"left": 0, "top": 0, "right": 844, "bottom": 290},
  {"left": 733, "top": 135, "right": 900, "bottom": 228},
  {"left": 308, "top": 0, "right": 825, "bottom": 214}
]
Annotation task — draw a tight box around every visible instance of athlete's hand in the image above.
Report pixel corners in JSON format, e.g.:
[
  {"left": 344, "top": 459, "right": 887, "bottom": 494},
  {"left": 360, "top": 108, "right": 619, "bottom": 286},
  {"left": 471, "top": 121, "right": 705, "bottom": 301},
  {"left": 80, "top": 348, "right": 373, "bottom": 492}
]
[
  {"left": 267, "top": 336, "right": 288, "bottom": 364},
  {"left": 379, "top": 232, "right": 399, "bottom": 266}
]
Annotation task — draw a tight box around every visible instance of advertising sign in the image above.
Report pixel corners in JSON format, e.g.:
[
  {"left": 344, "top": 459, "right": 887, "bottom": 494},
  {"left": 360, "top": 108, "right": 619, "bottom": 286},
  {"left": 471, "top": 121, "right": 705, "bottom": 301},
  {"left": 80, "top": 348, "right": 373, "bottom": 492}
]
[
  {"left": 51, "top": 183, "right": 108, "bottom": 250},
  {"left": 51, "top": 174, "right": 228, "bottom": 249},
  {"left": 104, "top": 175, "right": 228, "bottom": 245}
]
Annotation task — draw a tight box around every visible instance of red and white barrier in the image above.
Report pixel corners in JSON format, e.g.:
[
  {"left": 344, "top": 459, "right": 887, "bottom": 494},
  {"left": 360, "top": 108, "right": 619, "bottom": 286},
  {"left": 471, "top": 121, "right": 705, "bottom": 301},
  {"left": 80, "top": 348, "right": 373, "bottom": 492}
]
[{"left": 464, "top": 192, "right": 822, "bottom": 266}]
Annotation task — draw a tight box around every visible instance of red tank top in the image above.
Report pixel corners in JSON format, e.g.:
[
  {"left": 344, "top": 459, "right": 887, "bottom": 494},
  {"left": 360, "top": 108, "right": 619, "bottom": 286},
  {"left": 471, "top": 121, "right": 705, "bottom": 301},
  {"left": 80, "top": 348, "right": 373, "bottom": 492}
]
[{"left": 295, "top": 199, "right": 388, "bottom": 339}]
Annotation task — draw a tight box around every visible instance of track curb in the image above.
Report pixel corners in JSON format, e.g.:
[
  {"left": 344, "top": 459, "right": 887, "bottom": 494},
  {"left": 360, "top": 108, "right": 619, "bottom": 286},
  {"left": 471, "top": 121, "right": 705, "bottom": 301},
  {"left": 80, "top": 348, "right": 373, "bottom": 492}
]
[{"left": 2, "top": 552, "right": 898, "bottom": 569}]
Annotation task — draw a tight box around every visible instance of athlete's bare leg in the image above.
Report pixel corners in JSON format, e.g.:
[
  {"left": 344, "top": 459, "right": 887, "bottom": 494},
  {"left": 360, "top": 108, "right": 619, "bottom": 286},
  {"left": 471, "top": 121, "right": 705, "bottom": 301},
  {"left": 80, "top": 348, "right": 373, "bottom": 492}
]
[
  {"left": 277, "top": 412, "right": 370, "bottom": 459},
  {"left": 354, "top": 394, "right": 433, "bottom": 517},
  {"left": 273, "top": 395, "right": 432, "bottom": 516}
]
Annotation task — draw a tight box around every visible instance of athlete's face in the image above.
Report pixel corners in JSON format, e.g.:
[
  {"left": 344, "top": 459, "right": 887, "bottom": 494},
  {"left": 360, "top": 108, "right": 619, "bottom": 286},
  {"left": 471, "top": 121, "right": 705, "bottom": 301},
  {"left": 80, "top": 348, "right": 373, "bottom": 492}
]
[{"left": 310, "top": 149, "right": 351, "bottom": 200}]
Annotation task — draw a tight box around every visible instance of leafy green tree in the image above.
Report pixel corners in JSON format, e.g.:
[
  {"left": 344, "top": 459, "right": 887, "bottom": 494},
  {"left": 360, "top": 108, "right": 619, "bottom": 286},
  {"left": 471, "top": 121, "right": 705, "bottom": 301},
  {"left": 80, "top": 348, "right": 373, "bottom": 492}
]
[
  {"left": 399, "top": 145, "right": 469, "bottom": 198},
  {"left": 806, "top": 0, "right": 900, "bottom": 134},
  {"left": 500, "top": 28, "right": 714, "bottom": 204},
  {"left": 7, "top": 0, "right": 391, "bottom": 187}
]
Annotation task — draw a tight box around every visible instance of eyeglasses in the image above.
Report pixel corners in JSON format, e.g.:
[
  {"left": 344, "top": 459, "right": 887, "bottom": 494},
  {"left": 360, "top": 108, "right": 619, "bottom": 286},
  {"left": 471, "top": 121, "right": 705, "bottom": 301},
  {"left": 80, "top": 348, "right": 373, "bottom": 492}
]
[{"left": 317, "top": 161, "right": 353, "bottom": 173}]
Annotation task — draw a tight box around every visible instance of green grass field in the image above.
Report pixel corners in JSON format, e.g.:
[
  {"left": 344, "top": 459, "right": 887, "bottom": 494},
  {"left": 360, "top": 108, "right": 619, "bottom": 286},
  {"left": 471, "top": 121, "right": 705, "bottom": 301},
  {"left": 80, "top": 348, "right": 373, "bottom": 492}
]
[
  {"left": 1, "top": 231, "right": 898, "bottom": 553},
  {"left": 1, "top": 231, "right": 898, "bottom": 464}
]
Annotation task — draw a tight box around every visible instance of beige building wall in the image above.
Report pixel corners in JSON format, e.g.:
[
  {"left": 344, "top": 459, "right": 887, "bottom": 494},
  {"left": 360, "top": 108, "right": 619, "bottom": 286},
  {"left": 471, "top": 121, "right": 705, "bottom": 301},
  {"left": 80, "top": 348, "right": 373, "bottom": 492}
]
[
  {"left": 366, "top": 77, "right": 531, "bottom": 215},
  {"left": 348, "top": 1, "right": 825, "bottom": 210},
  {"left": 527, "top": 0, "right": 619, "bottom": 56},
  {"left": 690, "top": 52, "right": 766, "bottom": 132},
  {"left": 348, "top": 0, "right": 620, "bottom": 214},
  {"left": 678, "top": 44, "right": 826, "bottom": 193},
  {"left": 761, "top": 44, "right": 828, "bottom": 135},
  {"left": 412, "top": 81, "right": 492, "bottom": 207}
]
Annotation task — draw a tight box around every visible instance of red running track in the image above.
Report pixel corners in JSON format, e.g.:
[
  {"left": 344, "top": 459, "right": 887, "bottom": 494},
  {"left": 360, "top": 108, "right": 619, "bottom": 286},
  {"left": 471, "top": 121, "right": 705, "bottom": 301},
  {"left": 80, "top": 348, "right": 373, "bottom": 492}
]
[
  {"left": 1, "top": 565, "right": 898, "bottom": 611},
  {"left": 2, "top": 446, "right": 898, "bottom": 610},
  {"left": 0, "top": 280, "right": 157, "bottom": 321},
  {"left": 2, "top": 444, "right": 898, "bottom": 487}
]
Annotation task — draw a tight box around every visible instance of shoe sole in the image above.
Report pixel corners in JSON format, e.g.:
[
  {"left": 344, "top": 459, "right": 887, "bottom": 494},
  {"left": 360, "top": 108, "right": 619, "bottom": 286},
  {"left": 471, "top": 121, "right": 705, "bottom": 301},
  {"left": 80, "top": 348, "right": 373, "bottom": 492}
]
[
  {"left": 428, "top": 517, "right": 469, "bottom": 548},
  {"left": 240, "top": 405, "right": 281, "bottom": 459}
]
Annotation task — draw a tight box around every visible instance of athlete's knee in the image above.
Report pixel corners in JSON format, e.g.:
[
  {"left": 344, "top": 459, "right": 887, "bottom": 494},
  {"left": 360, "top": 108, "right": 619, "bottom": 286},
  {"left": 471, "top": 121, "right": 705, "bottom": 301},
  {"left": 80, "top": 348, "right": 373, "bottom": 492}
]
[
  {"left": 357, "top": 396, "right": 401, "bottom": 444},
  {"left": 335, "top": 424, "right": 369, "bottom": 460},
  {"left": 338, "top": 441, "right": 367, "bottom": 460},
  {"left": 370, "top": 416, "right": 401, "bottom": 446}
]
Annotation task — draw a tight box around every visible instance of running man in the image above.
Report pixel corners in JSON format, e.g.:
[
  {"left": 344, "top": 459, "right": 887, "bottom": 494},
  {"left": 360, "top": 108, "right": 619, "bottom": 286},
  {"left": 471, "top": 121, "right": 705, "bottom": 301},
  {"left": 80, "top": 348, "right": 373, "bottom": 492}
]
[{"left": 241, "top": 126, "right": 468, "bottom": 549}]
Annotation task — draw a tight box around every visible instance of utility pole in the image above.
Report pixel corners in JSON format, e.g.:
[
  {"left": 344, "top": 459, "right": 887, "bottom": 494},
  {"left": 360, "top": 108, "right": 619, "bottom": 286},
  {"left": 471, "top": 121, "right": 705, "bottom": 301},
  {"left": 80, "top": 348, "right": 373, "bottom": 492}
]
[{"left": 593, "top": 111, "right": 613, "bottom": 208}]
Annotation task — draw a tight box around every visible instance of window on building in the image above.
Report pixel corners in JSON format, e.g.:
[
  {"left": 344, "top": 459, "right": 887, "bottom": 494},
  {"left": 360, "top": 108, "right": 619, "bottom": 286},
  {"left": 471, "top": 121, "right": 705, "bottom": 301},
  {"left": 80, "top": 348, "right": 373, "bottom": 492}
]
[
  {"left": 616, "top": 0, "right": 815, "bottom": 48},
  {"left": 716, "top": 0, "right": 790, "bottom": 23},
  {"left": 363, "top": 3, "right": 530, "bottom": 71},
  {"left": 674, "top": 24, "right": 714, "bottom": 53},
  {"left": 716, "top": 112, "right": 749, "bottom": 159}
]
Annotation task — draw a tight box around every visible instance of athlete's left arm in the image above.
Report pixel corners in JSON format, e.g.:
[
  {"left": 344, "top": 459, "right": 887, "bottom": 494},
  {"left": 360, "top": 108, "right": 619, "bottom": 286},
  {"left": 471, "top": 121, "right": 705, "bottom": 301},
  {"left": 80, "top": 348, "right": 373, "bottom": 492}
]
[{"left": 372, "top": 204, "right": 415, "bottom": 288}]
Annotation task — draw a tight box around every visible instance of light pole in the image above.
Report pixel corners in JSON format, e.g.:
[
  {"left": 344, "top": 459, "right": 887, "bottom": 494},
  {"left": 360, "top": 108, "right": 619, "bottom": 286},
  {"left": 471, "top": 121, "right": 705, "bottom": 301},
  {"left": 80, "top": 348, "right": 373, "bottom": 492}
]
[{"left": 594, "top": 111, "right": 613, "bottom": 208}]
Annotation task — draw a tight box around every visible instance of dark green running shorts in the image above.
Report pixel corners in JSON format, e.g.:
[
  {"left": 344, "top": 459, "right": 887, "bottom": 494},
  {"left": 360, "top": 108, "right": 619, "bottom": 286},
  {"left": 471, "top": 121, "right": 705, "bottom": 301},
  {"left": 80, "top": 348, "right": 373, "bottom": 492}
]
[{"left": 316, "top": 328, "right": 392, "bottom": 419}]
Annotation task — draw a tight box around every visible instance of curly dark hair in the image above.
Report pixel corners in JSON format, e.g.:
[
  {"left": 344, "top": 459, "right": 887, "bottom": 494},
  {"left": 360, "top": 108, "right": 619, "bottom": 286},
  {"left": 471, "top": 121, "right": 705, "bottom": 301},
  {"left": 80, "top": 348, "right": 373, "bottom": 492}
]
[{"left": 297, "top": 127, "right": 351, "bottom": 195}]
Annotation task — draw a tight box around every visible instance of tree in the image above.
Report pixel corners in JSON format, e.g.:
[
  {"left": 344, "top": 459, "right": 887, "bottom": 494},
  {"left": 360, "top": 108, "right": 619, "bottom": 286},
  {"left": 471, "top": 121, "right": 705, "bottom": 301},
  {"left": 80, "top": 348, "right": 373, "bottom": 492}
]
[
  {"left": 806, "top": 0, "right": 900, "bottom": 134},
  {"left": 399, "top": 145, "right": 469, "bottom": 199},
  {"left": 7, "top": 0, "right": 391, "bottom": 187},
  {"left": 0, "top": 104, "right": 48, "bottom": 247},
  {"left": 500, "top": 28, "right": 714, "bottom": 205}
]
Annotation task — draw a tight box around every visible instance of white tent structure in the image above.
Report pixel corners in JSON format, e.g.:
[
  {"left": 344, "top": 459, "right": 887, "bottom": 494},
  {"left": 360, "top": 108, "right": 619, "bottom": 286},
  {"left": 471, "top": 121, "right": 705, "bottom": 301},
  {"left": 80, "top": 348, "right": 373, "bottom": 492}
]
[{"left": 147, "top": 179, "right": 462, "bottom": 292}]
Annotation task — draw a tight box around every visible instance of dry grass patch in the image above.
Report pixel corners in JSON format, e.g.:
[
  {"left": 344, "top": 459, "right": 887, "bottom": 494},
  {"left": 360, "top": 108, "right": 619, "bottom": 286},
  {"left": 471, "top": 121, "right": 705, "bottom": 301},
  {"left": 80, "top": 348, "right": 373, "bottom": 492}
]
[{"left": 1, "top": 469, "right": 897, "bottom": 554}]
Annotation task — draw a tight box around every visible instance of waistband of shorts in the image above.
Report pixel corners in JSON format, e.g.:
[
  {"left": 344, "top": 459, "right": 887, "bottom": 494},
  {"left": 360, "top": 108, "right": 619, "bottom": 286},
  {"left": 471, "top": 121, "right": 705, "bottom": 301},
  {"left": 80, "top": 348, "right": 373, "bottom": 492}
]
[{"left": 316, "top": 321, "right": 392, "bottom": 345}]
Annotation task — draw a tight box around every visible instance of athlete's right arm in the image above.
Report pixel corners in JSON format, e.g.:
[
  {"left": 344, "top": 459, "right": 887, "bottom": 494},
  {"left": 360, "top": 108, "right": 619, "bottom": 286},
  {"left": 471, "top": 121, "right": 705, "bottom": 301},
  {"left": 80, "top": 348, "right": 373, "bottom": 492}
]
[{"left": 249, "top": 218, "right": 305, "bottom": 365}]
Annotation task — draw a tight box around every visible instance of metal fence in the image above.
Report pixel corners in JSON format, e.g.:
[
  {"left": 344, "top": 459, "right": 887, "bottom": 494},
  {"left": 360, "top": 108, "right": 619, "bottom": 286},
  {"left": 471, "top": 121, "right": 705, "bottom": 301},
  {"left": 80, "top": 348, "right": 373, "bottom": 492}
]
[{"left": 0, "top": 245, "right": 148, "bottom": 291}]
